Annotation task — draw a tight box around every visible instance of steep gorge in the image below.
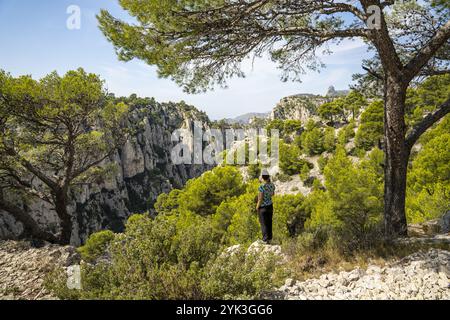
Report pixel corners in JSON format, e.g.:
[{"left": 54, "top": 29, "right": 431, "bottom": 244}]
[{"left": 0, "top": 99, "right": 212, "bottom": 245}]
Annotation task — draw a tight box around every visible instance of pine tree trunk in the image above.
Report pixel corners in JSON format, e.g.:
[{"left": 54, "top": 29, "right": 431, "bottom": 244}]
[
  {"left": 383, "top": 75, "right": 409, "bottom": 238},
  {"left": 54, "top": 191, "right": 72, "bottom": 245}
]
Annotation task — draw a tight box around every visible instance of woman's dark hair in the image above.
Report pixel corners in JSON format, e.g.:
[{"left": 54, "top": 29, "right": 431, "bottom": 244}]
[{"left": 262, "top": 175, "right": 270, "bottom": 182}]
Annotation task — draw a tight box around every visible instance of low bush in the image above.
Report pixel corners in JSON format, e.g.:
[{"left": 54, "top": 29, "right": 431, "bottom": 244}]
[
  {"left": 247, "top": 163, "right": 262, "bottom": 180},
  {"left": 279, "top": 142, "right": 312, "bottom": 175},
  {"left": 77, "top": 230, "right": 115, "bottom": 263},
  {"left": 201, "top": 245, "right": 285, "bottom": 299}
]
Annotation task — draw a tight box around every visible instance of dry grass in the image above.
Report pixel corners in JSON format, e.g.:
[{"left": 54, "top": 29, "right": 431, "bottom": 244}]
[{"left": 280, "top": 237, "right": 450, "bottom": 282}]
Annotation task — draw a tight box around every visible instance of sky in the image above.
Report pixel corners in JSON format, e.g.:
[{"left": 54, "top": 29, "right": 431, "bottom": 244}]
[{"left": 0, "top": 0, "right": 372, "bottom": 120}]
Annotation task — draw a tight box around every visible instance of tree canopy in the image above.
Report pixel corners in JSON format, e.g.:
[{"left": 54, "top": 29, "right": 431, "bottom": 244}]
[
  {"left": 355, "top": 100, "right": 384, "bottom": 150},
  {"left": 318, "top": 99, "right": 345, "bottom": 124},
  {"left": 0, "top": 69, "right": 129, "bottom": 243},
  {"left": 98, "top": 1, "right": 449, "bottom": 93}
]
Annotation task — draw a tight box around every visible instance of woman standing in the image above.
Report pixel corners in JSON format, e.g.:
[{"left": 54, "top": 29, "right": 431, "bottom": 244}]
[{"left": 256, "top": 169, "right": 275, "bottom": 244}]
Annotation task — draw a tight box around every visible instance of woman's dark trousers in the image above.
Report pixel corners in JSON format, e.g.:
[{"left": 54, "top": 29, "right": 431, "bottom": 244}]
[{"left": 258, "top": 204, "right": 273, "bottom": 242}]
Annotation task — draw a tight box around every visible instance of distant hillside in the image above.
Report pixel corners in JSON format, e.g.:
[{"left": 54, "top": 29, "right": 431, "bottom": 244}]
[
  {"left": 225, "top": 112, "right": 270, "bottom": 124},
  {"left": 221, "top": 87, "right": 349, "bottom": 125},
  {"left": 270, "top": 87, "right": 350, "bottom": 123},
  {"left": 326, "top": 86, "right": 350, "bottom": 97}
]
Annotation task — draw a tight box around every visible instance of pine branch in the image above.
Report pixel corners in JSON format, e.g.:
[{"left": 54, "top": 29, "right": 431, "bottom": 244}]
[{"left": 405, "top": 97, "right": 450, "bottom": 149}]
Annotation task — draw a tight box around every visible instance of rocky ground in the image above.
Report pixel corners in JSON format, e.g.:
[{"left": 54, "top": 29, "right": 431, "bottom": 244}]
[
  {"left": 0, "top": 237, "right": 449, "bottom": 300},
  {"left": 0, "top": 240, "right": 80, "bottom": 300},
  {"left": 276, "top": 248, "right": 450, "bottom": 300}
]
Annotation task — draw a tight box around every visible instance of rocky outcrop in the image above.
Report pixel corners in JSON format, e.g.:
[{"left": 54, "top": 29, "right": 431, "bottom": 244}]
[
  {"left": 326, "top": 86, "right": 349, "bottom": 97},
  {"left": 0, "top": 240, "right": 80, "bottom": 300},
  {"left": 442, "top": 211, "right": 450, "bottom": 234},
  {"left": 270, "top": 94, "right": 329, "bottom": 123},
  {"left": 408, "top": 212, "right": 450, "bottom": 237},
  {"left": 0, "top": 100, "right": 212, "bottom": 245},
  {"left": 276, "top": 249, "right": 450, "bottom": 300},
  {"left": 225, "top": 240, "right": 285, "bottom": 259}
]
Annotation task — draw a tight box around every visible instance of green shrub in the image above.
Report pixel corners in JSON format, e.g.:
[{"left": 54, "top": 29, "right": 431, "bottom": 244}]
[
  {"left": 247, "top": 163, "right": 262, "bottom": 180},
  {"left": 337, "top": 121, "right": 356, "bottom": 145},
  {"left": 318, "top": 155, "right": 328, "bottom": 173},
  {"left": 67, "top": 213, "right": 223, "bottom": 300},
  {"left": 155, "top": 166, "right": 246, "bottom": 216},
  {"left": 273, "top": 194, "right": 308, "bottom": 239},
  {"left": 58, "top": 202, "right": 290, "bottom": 300},
  {"left": 154, "top": 189, "right": 182, "bottom": 215},
  {"left": 266, "top": 119, "right": 285, "bottom": 135},
  {"left": 266, "top": 119, "right": 302, "bottom": 137},
  {"left": 299, "top": 163, "right": 311, "bottom": 181},
  {"left": 293, "top": 228, "right": 333, "bottom": 253},
  {"left": 44, "top": 267, "right": 81, "bottom": 300},
  {"left": 301, "top": 127, "right": 325, "bottom": 155},
  {"left": 80, "top": 259, "right": 205, "bottom": 300},
  {"left": 180, "top": 166, "right": 246, "bottom": 216},
  {"left": 274, "top": 172, "right": 293, "bottom": 182},
  {"left": 303, "top": 176, "right": 317, "bottom": 188},
  {"left": 280, "top": 142, "right": 313, "bottom": 176},
  {"left": 201, "top": 246, "right": 284, "bottom": 299},
  {"left": 324, "top": 147, "right": 384, "bottom": 252},
  {"left": 222, "top": 189, "right": 261, "bottom": 245},
  {"left": 344, "top": 91, "right": 367, "bottom": 120},
  {"left": 355, "top": 100, "right": 384, "bottom": 150},
  {"left": 312, "top": 178, "right": 324, "bottom": 191},
  {"left": 303, "top": 147, "right": 384, "bottom": 253},
  {"left": 405, "top": 74, "right": 450, "bottom": 128},
  {"left": 172, "top": 213, "right": 222, "bottom": 267},
  {"left": 355, "top": 122, "right": 383, "bottom": 150},
  {"left": 406, "top": 187, "right": 449, "bottom": 224},
  {"left": 283, "top": 119, "right": 303, "bottom": 134},
  {"left": 304, "top": 189, "right": 338, "bottom": 231},
  {"left": 407, "top": 131, "right": 450, "bottom": 223},
  {"left": 78, "top": 230, "right": 115, "bottom": 263},
  {"left": 323, "top": 127, "right": 336, "bottom": 152}
]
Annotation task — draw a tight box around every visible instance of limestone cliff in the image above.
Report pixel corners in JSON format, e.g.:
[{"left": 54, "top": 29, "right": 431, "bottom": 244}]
[
  {"left": 270, "top": 94, "right": 330, "bottom": 123},
  {"left": 0, "top": 99, "right": 212, "bottom": 245}
]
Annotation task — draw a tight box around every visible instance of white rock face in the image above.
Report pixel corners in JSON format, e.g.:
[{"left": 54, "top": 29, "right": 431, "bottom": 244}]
[
  {"left": 276, "top": 249, "right": 450, "bottom": 300},
  {"left": 271, "top": 94, "right": 328, "bottom": 123},
  {"left": 121, "top": 139, "right": 146, "bottom": 178}
]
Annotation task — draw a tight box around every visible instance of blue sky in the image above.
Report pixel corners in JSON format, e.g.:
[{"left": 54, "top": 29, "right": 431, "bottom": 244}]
[{"left": 0, "top": 0, "right": 371, "bottom": 120}]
